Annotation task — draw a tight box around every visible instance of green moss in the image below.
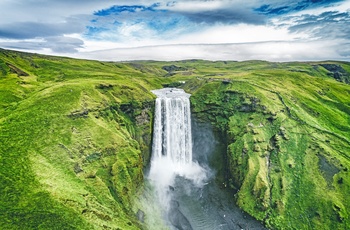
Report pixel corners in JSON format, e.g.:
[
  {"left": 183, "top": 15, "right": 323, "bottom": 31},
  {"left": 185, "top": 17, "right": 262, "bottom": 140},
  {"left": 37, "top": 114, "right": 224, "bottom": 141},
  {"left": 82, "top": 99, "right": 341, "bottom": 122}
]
[
  {"left": 0, "top": 49, "right": 158, "bottom": 229},
  {"left": 189, "top": 67, "right": 350, "bottom": 229}
]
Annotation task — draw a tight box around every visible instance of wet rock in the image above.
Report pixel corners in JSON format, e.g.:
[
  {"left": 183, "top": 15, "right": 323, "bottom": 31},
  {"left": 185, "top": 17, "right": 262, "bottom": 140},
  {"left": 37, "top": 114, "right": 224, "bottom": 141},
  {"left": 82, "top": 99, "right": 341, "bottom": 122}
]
[
  {"left": 168, "top": 200, "right": 193, "bottom": 230},
  {"left": 136, "top": 109, "right": 150, "bottom": 126},
  {"left": 136, "top": 209, "right": 145, "bottom": 223},
  {"left": 170, "top": 200, "right": 179, "bottom": 208}
]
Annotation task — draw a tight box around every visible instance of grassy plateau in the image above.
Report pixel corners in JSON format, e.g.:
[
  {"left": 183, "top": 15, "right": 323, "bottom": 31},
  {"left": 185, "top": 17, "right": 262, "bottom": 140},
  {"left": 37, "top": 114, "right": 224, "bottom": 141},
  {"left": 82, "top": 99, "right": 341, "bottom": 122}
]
[{"left": 0, "top": 48, "right": 349, "bottom": 229}]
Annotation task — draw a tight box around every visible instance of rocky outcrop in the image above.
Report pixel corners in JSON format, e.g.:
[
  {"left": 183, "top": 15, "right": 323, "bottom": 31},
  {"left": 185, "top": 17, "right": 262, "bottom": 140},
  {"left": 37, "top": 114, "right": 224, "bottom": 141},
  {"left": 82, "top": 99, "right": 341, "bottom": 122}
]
[
  {"left": 6, "top": 62, "right": 29, "bottom": 76},
  {"left": 319, "top": 64, "right": 350, "bottom": 84},
  {"left": 162, "top": 65, "right": 187, "bottom": 72},
  {"left": 168, "top": 200, "right": 193, "bottom": 230}
]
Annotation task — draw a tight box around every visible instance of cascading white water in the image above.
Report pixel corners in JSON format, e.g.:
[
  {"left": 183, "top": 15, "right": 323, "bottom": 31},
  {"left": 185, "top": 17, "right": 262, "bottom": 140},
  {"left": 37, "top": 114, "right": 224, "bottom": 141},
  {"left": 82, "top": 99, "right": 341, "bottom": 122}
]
[
  {"left": 148, "top": 88, "right": 207, "bottom": 212},
  {"left": 151, "top": 88, "right": 192, "bottom": 165}
]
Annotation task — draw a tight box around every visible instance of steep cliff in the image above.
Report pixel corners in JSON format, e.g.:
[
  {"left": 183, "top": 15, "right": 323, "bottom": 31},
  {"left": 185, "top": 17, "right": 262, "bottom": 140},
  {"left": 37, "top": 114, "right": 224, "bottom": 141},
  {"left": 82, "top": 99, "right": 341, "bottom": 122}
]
[
  {"left": 187, "top": 61, "right": 350, "bottom": 229},
  {"left": 0, "top": 49, "right": 163, "bottom": 229}
]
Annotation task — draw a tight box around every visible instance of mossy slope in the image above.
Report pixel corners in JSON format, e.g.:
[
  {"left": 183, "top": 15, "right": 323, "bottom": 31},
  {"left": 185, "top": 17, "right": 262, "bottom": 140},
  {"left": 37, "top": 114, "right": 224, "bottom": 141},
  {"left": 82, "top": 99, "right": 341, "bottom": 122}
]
[
  {"left": 0, "top": 49, "right": 165, "bottom": 229},
  {"left": 187, "top": 61, "right": 350, "bottom": 230}
]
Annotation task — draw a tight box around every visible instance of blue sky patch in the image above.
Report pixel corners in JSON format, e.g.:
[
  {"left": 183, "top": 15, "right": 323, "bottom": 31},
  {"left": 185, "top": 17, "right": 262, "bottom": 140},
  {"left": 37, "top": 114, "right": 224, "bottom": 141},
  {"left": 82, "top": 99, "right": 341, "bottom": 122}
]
[
  {"left": 85, "top": 3, "right": 193, "bottom": 41},
  {"left": 255, "top": 0, "right": 345, "bottom": 16},
  {"left": 84, "top": 26, "right": 110, "bottom": 38},
  {"left": 94, "top": 3, "right": 162, "bottom": 16},
  {"left": 94, "top": 5, "right": 147, "bottom": 16}
]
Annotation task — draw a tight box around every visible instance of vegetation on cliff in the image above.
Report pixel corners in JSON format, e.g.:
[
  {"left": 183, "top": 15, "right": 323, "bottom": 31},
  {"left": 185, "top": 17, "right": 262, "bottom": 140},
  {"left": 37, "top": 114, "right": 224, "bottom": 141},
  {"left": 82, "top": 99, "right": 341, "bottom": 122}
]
[
  {"left": 0, "top": 49, "right": 168, "bottom": 229},
  {"left": 187, "top": 61, "right": 350, "bottom": 229},
  {"left": 1, "top": 49, "right": 349, "bottom": 229}
]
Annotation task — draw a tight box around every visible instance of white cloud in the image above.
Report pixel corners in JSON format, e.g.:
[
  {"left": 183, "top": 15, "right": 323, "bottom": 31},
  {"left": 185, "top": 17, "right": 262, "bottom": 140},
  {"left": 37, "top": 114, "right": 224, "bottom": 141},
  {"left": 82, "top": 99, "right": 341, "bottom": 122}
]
[
  {"left": 0, "top": 1, "right": 136, "bottom": 23},
  {"left": 161, "top": 1, "right": 228, "bottom": 12},
  {"left": 174, "top": 24, "right": 300, "bottom": 44},
  {"left": 75, "top": 40, "right": 343, "bottom": 62},
  {"left": 79, "top": 18, "right": 300, "bottom": 50}
]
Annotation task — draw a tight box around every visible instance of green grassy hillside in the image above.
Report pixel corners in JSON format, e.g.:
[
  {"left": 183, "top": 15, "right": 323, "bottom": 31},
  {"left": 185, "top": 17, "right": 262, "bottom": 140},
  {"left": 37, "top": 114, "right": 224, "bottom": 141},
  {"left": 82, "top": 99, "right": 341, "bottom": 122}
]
[
  {"left": 0, "top": 49, "right": 168, "bottom": 229},
  {"left": 185, "top": 61, "right": 350, "bottom": 229},
  {"left": 0, "top": 49, "right": 349, "bottom": 229}
]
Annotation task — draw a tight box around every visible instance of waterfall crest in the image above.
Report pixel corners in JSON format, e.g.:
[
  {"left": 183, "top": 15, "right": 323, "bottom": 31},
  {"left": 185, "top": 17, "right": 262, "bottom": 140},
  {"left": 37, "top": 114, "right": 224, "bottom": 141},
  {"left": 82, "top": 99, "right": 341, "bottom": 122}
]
[{"left": 151, "top": 88, "right": 192, "bottom": 165}]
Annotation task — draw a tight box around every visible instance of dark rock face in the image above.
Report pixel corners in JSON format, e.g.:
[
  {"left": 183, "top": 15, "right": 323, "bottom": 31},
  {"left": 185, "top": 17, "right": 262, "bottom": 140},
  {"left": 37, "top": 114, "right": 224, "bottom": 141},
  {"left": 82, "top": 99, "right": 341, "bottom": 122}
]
[
  {"left": 318, "top": 154, "right": 340, "bottom": 186},
  {"left": 136, "top": 209, "right": 145, "bottom": 223},
  {"left": 168, "top": 200, "right": 193, "bottom": 230},
  {"left": 6, "top": 62, "right": 29, "bottom": 76},
  {"left": 68, "top": 109, "right": 89, "bottom": 119},
  {"left": 319, "top": 64, "right": 350, "bottom": 84},
  {"left": 73, "top": 163, "right": 83, "bottom": 174},
  {"left": 96, "top": 84, "right": 113, "bottom": 90},
  {"left": 162, "top": 65, "right": 187, "bottom": 73}
]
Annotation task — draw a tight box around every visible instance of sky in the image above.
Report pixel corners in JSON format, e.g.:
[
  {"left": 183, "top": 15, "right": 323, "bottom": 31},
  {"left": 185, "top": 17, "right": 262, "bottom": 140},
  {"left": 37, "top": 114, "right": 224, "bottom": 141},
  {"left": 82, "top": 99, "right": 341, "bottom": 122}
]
[{"left": 0, "top": 0, "right": 349, "bottom": 61}]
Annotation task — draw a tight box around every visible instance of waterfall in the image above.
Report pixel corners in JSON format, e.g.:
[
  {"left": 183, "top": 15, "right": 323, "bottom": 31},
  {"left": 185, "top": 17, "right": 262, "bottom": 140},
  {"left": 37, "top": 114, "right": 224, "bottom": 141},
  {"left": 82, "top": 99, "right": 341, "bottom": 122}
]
[
  {"left": 141, "top": 88, "right": 266, "bottom": 230},
  {"left": 151, "top": 88, "right": 192, "bottom": 165},
  {"left": 148, "top": 88, "right": 207, "bottom": 212}
]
